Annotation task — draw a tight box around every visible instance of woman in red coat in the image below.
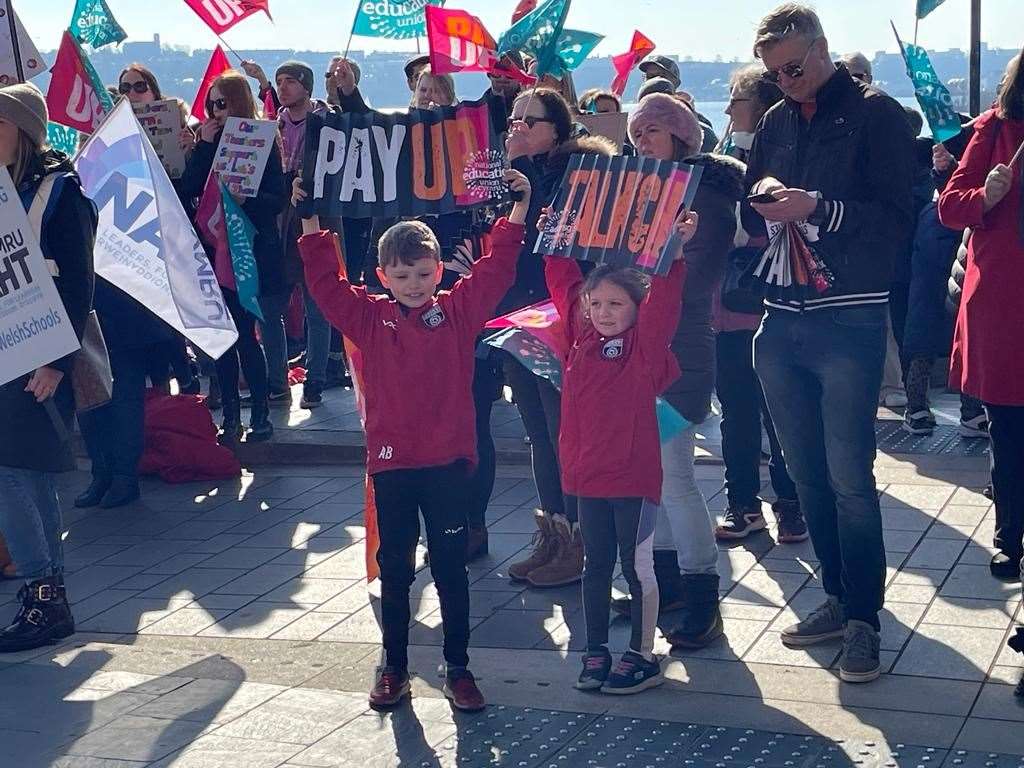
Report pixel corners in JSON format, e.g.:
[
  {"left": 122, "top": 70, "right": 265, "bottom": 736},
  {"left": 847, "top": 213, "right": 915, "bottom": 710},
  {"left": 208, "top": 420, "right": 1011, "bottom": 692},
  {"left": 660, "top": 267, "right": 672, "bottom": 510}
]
[{"left": 938, "top": 49, "right": 1024, "bottom": 580}]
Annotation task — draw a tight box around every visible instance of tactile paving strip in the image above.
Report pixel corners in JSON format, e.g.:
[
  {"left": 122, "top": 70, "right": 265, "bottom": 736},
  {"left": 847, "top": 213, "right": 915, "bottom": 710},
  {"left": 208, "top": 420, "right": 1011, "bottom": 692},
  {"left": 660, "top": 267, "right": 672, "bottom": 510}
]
[
  {"left": 542, "top": 716, "right": 708, "bottom": 768},
  {"left": 814, "top": 741, "right": 946, "bottom": 768},
  {"left": 943, "top": 750, "right": 1024, "bottom": 768},
  {"left": 875, "top": 422, "right": 988, "bottom": 457},
  {"left": 687, "top": 727, "right": 831, "bottom": 768}
]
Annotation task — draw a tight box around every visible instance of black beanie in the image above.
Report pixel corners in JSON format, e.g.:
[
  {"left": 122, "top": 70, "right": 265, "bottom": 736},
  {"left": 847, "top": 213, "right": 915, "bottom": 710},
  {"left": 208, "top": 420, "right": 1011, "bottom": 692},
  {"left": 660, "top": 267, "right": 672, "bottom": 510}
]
[{"left": 276, "top": 60, "right": 314, "bottom": 95}]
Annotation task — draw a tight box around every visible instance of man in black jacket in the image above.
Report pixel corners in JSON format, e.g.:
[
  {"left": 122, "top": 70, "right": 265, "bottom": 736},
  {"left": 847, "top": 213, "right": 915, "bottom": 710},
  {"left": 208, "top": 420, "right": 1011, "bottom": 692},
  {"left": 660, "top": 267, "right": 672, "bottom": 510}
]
[{"left": 742, "top": 4, "right": 915, "bottom": 684}]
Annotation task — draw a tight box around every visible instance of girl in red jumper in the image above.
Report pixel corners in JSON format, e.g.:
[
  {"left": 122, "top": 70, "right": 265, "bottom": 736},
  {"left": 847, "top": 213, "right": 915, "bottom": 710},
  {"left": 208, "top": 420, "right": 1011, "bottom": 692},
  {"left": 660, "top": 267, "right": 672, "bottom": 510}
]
[{"left": 543, "top": 209, "right": 699, "bottom": 694}]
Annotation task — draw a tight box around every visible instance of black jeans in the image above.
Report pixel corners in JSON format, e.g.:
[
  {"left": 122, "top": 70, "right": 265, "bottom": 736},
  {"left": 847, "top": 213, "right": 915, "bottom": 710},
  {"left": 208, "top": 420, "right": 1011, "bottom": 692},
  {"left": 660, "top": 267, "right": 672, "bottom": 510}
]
[
  {"left": 755, "top": 306, "right": 887, "bottom": 630},
  {"left": 716, "top": 330, "right": 796, "bottom": 508},
  {"left": 217, "top": 289, "right": 269, "bottom": 414},
  {"left": 504, "top": 355, "right": 578, "bottom": 522},
  {"left": 372, "top": 462, "right": 472, "bottom": 671},
  {"left": 467, "top": 354, "right": 500, "bottom": 528},
  {"left": 984, "top": 403, "right": 1024, "bottom": 563},
  {"left": 78, "top": 346, "right": 148, "bottom": 480}
]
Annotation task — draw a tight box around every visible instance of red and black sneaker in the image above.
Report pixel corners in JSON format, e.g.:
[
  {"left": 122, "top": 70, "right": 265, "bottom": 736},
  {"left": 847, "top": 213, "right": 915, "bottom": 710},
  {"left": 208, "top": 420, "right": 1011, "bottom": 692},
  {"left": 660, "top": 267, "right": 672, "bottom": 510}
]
[
  {"left": 443, "top": 668, "right": 486, "bottom": 712},
  {"left": 369, "top": 666, "right": 410, "bottom": 710},
  {"left": 774, "top": 499, "right": 809, "bottom": 543},
  {"left": 715, "top": 504, "right": 766, "bottom": 540}
]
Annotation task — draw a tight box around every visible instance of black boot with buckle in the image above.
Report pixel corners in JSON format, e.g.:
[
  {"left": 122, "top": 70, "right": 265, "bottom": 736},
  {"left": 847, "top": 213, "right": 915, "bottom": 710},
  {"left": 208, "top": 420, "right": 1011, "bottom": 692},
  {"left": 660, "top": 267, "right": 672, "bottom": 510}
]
[{"left": 0, "top": 575, "right": 75, "bottom": 653}]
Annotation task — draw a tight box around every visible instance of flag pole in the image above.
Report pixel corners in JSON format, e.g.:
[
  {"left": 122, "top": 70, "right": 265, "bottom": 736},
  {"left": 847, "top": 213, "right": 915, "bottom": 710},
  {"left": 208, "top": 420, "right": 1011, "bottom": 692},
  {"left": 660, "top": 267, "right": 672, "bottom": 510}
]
[
  {"left": 1010, "top": 137, "right": 1024, "bottom": 169},
  {"left": 343, "top": 10, "right": 357, "bottom": 59},
  {"left": 913, "top": 18, "right": 919, "bottom": 48},
  {"left": 216, "top": 33, "right": 245, "bottom": 63},
  {"left": 5, "top": 0, "right": 24, "bottom": 83}
]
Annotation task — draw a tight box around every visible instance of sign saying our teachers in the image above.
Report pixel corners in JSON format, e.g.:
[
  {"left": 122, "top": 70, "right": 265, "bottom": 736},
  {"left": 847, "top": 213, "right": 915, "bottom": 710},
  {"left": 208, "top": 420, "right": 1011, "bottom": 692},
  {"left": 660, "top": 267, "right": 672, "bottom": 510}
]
[
  {"left": 300, "top": 96, "right": 506, "bottom": 219},
  {"left": 0, "top": 167, "right": 80, "bottom": 386}
]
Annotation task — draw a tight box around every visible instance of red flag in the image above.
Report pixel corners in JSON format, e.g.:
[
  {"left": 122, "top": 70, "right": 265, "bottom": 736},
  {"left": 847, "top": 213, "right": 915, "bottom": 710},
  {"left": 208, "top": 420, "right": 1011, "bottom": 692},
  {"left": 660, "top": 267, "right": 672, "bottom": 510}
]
[
  {"left": 182, "top": 0, "right": 271, "bottom": 35},
  {"left": 611, "top": 30, "right": 655, "bottom": 97},
  {"left": 45, "top": 31, "right": 107, "bottom": 132},
  {"left": 191, "top": 46, "right": 232, "bottom": 122},
  {"left": 511, "top": 0, "right": 537, "bottom": 24},
  {"left": 426, "top": 6, "right": 535, "bottom": 86}
]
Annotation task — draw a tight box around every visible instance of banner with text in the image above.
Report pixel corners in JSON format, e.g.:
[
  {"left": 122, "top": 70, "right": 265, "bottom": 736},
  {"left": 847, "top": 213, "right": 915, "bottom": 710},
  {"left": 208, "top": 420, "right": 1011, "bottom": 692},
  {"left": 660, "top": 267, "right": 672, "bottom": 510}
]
[
  {"left": 301, "top": 95, "right": 506, "bottom": 219},
  {"left": 133, "top": 99, "right": 187, "bottom": 180},
  {"left": 46, "top": 30, "right": 114, "bottom": 133},
  {"left": 212, "top": 117, "right": 277, "bottom": 198},
  {"left": 70, "top": 0, "right": 128, "bottom": 49},
  {"left": 895, "top": 27, "right": 962, "bottom": 144},
  {"left": 352, "top": 0, "right": 444, "bottom": 41},
  {"left": 76, "top": 100, "right": 238, "bottom": 359},
  {"left": 182, "top": 0, "right": 271, "bottom": 35},
  {"left": 535, "top": 154, "right": 702, "bottom": 275}
]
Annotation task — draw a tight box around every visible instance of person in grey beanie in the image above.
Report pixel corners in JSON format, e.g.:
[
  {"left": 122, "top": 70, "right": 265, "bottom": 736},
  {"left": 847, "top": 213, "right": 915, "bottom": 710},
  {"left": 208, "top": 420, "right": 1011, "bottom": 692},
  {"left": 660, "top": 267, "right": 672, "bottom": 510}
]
[{"left": 0, "top": 81, "right": 97, "bottom": 653}]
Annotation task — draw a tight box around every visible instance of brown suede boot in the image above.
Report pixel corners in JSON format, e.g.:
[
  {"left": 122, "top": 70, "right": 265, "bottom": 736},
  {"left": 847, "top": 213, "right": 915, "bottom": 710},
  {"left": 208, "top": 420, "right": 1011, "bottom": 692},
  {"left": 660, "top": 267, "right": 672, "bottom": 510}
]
[
  {"left": 526, "top": 514, "right": 583, "bottom": 588},
  {"left": 508, "top": 512, "right": 557, "bottom": 582}
]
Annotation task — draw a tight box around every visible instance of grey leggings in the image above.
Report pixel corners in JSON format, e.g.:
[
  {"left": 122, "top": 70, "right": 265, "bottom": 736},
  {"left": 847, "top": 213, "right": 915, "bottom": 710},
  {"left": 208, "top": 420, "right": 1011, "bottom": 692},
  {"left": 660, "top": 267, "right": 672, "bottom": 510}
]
[{"left": 579, "top": 497, "right": 658, "bottom": 658}]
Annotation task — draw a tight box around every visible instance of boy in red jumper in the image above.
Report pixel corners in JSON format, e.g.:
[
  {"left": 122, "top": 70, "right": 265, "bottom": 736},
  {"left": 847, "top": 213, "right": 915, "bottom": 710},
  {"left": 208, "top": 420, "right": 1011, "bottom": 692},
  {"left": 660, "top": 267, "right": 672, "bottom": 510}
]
[
  {"left": 300, "top": 171, "right": 531, "bottom": 712},
  {"left": 544, "top": 209, "right": 698, "bottom": 695}
]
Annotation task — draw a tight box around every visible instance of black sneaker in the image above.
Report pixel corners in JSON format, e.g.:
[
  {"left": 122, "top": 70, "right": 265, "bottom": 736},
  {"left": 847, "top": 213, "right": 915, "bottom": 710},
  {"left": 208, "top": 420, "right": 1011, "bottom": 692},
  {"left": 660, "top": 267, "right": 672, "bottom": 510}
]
[
  {"left": 774, "top": 499, "right": 809, "bottom": 543},
  {"left": 600, "top": 651, "right": 663, "bottom": 695},
  {"left": 959, "top": 414, "right": 989, "bottom": 438},
  {"left": 715, "top": 504, "right": 766, "bottom": 540},
  {"left": 903, "top": 409, "right": 936, "bottom": 435},
  {"left": 574, "top": 649, "right": 612, "bottom": 691},
  {"left": 300, "top": 384, "right": 323, "bottom": 409},
  {"left": 241, "top": 390, "right": 291, "bottom": 408},
  {"left": 990, "top": 552, "right": 1022, "bottom": 582}
]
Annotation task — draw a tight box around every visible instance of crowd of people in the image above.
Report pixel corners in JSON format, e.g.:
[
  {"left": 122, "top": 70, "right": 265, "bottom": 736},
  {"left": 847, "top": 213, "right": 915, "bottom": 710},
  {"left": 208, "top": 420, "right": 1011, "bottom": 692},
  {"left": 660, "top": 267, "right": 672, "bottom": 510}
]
[{"left": 0, "top": 2, "right": 1022, "bottom": 712}]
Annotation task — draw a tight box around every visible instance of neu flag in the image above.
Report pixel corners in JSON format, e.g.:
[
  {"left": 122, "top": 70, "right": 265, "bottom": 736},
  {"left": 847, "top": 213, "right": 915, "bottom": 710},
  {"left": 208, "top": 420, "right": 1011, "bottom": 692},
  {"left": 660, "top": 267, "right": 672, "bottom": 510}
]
[
  {"left": 497, "top": 0, "right": 571, "bottom": 79},
  {"left": 47, "top": 123, "right": 80, "bottom": 155},
  {"left": 425, "top": 5, "right": 533, "bottom": 85},
  {"left": 612, "top": 30, "right": 655, "bottom": 97},
  {"left": 191, "top": 46, "right": 232, "bottom": 122},
  {"left": 894, "top": 26, "right": 961, "bottom": 143},
  {"left": 76, "top": 100, "right": 238, "bottom": 359},
  {"left": 182, "top": 0, "right": 271, "bottom": 36},
  {"left": 352, "top": 0, "right": 445, "bottom": 41},
  {"left": 916, "top": 0, "right": 948, "bottom": 19},
  {"left": 70, "top": 0, "right": 128, "bottom": 49},
  {"left": 46, "top": 31, "right": 114, "bottom": 133},
  {"left": 547, "top": 28, "right": 603, "bottom": 78},
  {"left": 220, "top": 183, "right": 263, "bottom": 321}
]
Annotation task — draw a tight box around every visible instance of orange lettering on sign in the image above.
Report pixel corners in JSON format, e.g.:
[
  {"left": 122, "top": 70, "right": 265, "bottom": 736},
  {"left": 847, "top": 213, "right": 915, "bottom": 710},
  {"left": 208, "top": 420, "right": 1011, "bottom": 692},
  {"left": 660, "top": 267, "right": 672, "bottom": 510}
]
[
  {"left": 640, "top": 171, "right": 689, "bottom": 266},
  {"left": 601, "top": 170, "right": 641, "bottom": 252},
  {"left": 578, "top": 165, "right": 616, "bottom": 248},
  {"left": 627, "top": 174, "right": 663, "bottom": 254},
  {"left": 443, "top": 117, "right": 479, "bottom": 197},
  {"left": 412, "top": 122, "right": 447, "bottom": 201}
]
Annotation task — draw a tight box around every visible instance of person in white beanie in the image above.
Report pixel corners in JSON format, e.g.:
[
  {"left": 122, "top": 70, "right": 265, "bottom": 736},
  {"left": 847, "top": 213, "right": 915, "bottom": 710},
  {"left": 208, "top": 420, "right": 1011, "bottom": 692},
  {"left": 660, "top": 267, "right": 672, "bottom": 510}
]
[{"left": 0, "top": 81, "right": 97, "bottom": 653}]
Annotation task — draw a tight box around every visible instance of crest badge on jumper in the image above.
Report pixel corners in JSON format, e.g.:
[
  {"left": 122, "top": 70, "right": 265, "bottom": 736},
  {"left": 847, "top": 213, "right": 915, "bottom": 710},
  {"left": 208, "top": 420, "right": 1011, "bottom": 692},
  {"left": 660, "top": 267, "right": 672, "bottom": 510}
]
[
  {"left": 422, "top": 304, "right": 446, "bottom": 329},
  {"left": 602, "top": 338, "right": 624, "bottom": 359}
]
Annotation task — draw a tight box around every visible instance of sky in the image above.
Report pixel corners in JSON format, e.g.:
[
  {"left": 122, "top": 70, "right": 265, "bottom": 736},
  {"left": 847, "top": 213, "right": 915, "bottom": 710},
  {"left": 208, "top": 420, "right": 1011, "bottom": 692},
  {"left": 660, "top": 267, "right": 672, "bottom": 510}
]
[{"left": 17, "top": 0, "right": 1024, "bottom": 59}]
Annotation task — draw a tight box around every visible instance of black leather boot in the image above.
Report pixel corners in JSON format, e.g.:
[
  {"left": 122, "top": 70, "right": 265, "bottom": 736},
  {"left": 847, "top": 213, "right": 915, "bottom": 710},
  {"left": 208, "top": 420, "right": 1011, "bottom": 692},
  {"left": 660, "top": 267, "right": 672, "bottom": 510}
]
[
  {"left": 666, "top": 574, "right": 724, "bottom": 650},
  {"left": 99, "top": 475, "right": 140, "bottom": 509},
  {"left": 74, "top": 475, "right": 110, "bottom": 508},
  {"left": 0, "top": 576, "right": 75, "bottom": 653},
  {"left": 611, "top": 549, "right": 687, "bottom": 616},
  {"left": 219, "top": 394, "right": 244, "bottom": 445},
  {"left": 247, "top": 401, "right": 274, "bottom": 442}
]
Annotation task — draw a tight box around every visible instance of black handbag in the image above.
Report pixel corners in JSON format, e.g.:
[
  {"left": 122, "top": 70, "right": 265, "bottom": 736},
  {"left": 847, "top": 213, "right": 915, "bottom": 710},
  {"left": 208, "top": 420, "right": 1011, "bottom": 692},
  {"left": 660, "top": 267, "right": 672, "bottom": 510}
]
[{"left": 720, "top": 245, "right": 765, "bottom": 315}]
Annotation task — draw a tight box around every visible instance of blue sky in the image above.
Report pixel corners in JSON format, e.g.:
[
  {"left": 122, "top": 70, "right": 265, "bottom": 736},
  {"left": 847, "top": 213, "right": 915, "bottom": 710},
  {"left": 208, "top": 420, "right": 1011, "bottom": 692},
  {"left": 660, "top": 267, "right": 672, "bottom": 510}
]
[{"left": 19, "top": 0, "right": 1024, "bottom": 59}]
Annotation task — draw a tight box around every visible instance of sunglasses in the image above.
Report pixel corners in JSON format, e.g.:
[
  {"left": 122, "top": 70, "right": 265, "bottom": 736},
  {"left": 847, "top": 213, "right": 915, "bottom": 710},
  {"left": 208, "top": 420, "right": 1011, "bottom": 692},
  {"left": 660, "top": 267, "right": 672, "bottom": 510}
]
[
  {"left": 118, "top": 81, "right": 150, "bottom": 95},
  {"left": 207, "top": 98, "right": 228, "bottom": 111},
  {"left": 508, "top": 115, "right": 554, "bottom": 130},
  {"left": 761, "top": 39, "right": 818, "bottom": 84}
]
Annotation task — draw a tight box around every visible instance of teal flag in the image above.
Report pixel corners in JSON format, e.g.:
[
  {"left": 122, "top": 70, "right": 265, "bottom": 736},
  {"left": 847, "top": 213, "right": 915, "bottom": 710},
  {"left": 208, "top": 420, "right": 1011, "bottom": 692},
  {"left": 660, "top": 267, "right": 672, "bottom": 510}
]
[
  {"left": 497, "top": 0, "right": 571, "bottom": 79},
  {"left": 656, "top": 397, "right": 691, "bottom": 445},
  {"left": 916, "top": 0, "right": 948, "bottom": 19},
  {"left": 220, "top": 184, "right": 263, "bottom": 322},
  {"left": 47, "top": 123, "right": 81, "bottom": 155},
  {"left": 70, "top": 0, "right": 127, "bottom": 49},
  {"left": 547, "top": 29, "right": 604, "bottom": 77},
  {"left": 897, "top": 33, "right": 962, "bottom": 143},
  {"left": 351, "top": 0, "right": 445, "bottom": 40}
]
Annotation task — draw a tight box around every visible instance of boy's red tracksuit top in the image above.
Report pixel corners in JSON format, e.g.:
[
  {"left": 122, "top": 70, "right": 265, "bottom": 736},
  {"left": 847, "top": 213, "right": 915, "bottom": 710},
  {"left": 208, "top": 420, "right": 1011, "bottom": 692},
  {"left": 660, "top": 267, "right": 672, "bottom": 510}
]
[
  {"left": 545, "top": 256, "right": 686, "bottom": 504},
  {"left": 302, "top": 218, "right": 524, "bottom": 476}
]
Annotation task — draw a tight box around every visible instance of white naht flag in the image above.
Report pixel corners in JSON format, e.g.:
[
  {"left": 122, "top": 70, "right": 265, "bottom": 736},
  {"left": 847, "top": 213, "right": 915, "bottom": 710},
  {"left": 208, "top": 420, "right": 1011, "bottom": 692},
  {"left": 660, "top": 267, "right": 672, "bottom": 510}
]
[{"left": 76, "top": 100, "right": 238, "bottom": 359}]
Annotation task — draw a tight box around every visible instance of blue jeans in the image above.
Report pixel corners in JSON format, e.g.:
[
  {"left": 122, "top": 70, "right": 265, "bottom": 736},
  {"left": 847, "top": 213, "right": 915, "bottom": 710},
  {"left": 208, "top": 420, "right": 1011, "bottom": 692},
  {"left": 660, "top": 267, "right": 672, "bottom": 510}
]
[
  {"left": 0, "top": 467, "right": 64, "bottom": 580},
  {"left": 260, "top": 285, "right": 330, "bottom": 393},
  {"left": 78, "top": 346, "right": 147, "bottom": 480},
  {"left": 754, "top": 306, "right": 887, "bottom": 629}
]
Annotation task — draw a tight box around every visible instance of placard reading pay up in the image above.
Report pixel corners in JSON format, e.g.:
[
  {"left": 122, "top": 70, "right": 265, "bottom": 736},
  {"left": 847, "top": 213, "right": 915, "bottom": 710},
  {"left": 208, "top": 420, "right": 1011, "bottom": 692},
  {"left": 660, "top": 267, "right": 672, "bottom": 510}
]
[{"left": 212, "top": 117, "right": 277, "bottom": 198}]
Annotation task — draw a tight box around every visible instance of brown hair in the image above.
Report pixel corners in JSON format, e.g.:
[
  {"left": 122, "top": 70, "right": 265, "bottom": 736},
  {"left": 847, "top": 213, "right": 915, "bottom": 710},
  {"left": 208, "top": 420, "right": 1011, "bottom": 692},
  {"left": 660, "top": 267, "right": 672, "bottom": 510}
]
[
  {"left": 753, "top": 3, "right": 824, "bottom": 58},
  {"left": 208, "top": 70, "right": 258, "bottom": 119},
  {"left": 378, "top": 220, "right": 441, "bottom": 269},
  {"left": 582, "top": 265, "right": 651, "bottom": 309},
  {"left": 513, "top": 88, "right": 574, "bottom": 144},
  {"left": 414, "top": 70, "right": 458, "bottom": 107},
  {"left": 579, "top": 88, "right": 622, "bottom": 113},
  {"left": 997, "top": 50, "right": 1023, "bottom": 121},
  {"left": 8, "top": 129, "right": 40, "bottom": 187},
  {"left": 119, "top": 63, "right": 164, "bottom": 101}
]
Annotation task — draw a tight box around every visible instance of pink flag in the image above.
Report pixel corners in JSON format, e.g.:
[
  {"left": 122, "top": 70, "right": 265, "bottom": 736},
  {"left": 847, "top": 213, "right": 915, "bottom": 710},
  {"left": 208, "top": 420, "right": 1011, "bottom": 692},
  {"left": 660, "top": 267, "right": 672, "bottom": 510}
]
[
  {"left": 426, "top": 6, "right": 535, "bottom": 86},
  {"left": 45, "top": 31, "right": 108, "bottom": 132},
  {"left": 611, "top": 30, "right": 655, "bottom": 97},
  {"left": 191, "top": 46, "right": 231, "bottom": 122},
  {"left": 182, "top": 0, "right": 271, "bottom": 36},
  {"left": 195, "top": 174, "right": 233, "bottom": 290}
]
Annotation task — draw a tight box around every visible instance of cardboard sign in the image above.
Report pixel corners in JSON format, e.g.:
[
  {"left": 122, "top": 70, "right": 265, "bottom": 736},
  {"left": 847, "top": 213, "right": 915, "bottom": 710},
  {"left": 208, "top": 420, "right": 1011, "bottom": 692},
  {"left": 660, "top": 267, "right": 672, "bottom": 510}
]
[
  {"left": 0, "top": 166, "right": 81, "bottom": 386},
  {"left": 578, "top": 112, "right": 628, "bottom": 153},
  {"left": 301, "top": 95, "right": 506, "bottom": 219},
  {"left": 133, "top": 99, "right": 187, "bottom": 180},
  {"left": 212, "top": 117, "right": 277, "bottom": 199},
  {"left": 535, "top": 154, "right": 702, "bottom": 275}
]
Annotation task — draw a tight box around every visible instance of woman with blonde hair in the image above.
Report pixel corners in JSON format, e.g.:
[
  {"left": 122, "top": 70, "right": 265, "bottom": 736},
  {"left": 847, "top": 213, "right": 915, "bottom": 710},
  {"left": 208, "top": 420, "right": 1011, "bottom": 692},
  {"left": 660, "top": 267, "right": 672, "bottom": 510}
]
[{"left": 413, "top": 69, "right": 458, "bottom": 109}]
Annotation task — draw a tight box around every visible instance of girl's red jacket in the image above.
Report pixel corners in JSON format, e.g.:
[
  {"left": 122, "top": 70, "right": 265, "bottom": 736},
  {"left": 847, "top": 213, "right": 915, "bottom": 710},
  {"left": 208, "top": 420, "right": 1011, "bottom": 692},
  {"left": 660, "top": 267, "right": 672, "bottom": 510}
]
[
  {"left": 302, "top": 219, "right": 524, "bottom": 476},
  {"left": 546, "top": 256, "right": 686, "bottom": 504}
]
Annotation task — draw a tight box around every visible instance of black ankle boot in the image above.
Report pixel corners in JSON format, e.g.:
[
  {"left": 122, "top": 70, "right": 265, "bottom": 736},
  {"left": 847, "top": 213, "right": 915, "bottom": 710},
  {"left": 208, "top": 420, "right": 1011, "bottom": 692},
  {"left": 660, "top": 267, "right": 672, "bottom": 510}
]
[
  {"left": 666, "top": 574, "right": 724, "bottom": 650},
  {"left": 0, "top": 576, "right": 75, "bottom": 653},
  {"left": 219, "top": 396, "right": 244, "bottom": 445},
  {"left": 247, "top": 402, "right": 274, "bottom": 443},
  {"left": 99, "top": 475, "right": 140, "bottom": 509},
  {"left": 74, "top": 476, "right": 110, "bottom": 508}
]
